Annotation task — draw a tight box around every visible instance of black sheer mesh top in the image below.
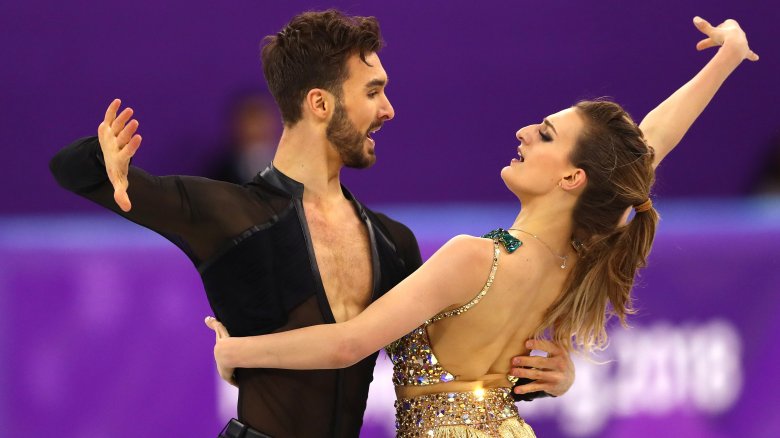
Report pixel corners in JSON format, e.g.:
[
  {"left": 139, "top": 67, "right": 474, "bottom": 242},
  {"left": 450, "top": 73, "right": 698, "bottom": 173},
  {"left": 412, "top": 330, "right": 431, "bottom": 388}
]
[{"left": 50, "top": 136, "right": 423, "bottom": 437}]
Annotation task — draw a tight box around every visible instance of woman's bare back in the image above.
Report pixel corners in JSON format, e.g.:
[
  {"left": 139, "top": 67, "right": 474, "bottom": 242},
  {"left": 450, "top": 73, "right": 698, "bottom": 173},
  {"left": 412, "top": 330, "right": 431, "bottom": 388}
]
[{"left": 396, "top": 235, "right": 573, "bottom": 398}]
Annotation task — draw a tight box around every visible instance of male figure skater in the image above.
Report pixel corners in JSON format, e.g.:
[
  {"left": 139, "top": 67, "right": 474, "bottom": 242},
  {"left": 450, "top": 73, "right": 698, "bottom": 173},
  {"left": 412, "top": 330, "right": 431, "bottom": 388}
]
[{"left": 50, "top": 10, "right": 573, "bottom": 437}]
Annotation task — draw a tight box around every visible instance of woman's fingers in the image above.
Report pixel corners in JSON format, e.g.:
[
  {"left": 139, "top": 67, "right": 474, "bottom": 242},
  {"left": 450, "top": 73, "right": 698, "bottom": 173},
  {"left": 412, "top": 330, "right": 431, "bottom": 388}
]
[
  {"left": 205, "top": 316, "right": 231, "bottom": 339},
  {"left": 205, "top": 316, "right": 221, "bottom": 342},
  {"left": 696, "top": 37, "right": 717, "bottom": 51},
  {"left": 693, "top": 16, "right": 714, "bottom": 36},
  {"left": 692, "top": 16, "right": 758, "bottom": 62},
  {"left": 205, "top": 317, "right": 237, "bottom": 387}
]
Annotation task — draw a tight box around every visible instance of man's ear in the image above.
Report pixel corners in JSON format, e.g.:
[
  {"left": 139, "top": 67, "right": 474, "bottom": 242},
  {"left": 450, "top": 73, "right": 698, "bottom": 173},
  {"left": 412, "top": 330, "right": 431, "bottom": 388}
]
[
  {"left": 304, "top": 88, "right": 334, "bottom": 121},
  {"left": 561, "top": 168, "right": 587, "bottom": 191}
]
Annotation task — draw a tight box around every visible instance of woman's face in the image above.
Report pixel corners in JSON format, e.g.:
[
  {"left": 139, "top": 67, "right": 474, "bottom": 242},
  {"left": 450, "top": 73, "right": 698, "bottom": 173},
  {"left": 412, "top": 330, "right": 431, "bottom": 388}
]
[{"left": 501, "top": 107, "right": 586, "bottom": 198}]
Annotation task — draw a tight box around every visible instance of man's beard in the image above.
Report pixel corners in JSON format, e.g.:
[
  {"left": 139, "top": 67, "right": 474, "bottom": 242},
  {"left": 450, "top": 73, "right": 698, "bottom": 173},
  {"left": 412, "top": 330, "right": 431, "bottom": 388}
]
[{"left": 326, "top": 100, "right": 380, "bottom": 169}]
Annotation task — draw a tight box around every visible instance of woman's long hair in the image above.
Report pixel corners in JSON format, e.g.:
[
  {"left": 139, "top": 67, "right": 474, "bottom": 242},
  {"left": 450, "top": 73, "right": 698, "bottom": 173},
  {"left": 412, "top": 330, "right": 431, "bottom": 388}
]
[{"left": 536, "top": 99, "right": 659, "bottom": 353}]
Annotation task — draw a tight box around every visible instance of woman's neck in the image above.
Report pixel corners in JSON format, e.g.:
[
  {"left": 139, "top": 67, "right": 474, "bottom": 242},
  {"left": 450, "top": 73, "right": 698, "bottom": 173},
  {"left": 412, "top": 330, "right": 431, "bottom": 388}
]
[{"left": 509, "top": 197, "right": 575, "bottom": 256}]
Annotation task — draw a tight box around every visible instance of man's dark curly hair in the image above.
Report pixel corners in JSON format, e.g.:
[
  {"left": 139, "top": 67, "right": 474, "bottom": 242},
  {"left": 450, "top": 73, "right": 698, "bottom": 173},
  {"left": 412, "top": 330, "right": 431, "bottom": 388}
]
[{"left": 261, "top": 9, "right": 384, "bottom": 126}]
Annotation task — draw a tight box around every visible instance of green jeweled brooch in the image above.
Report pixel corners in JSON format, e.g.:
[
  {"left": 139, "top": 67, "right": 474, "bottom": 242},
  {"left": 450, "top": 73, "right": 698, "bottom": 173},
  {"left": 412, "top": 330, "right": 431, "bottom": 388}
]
[{"left": 482, "top": 228, "right": 523, "bottom": 253}]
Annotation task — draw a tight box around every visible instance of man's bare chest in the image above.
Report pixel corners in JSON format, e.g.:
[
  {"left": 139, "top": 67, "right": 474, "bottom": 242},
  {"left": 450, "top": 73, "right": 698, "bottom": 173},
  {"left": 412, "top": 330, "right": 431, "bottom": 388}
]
[{"left": 306, "top": 210, "right": 373, "bottom": 321}]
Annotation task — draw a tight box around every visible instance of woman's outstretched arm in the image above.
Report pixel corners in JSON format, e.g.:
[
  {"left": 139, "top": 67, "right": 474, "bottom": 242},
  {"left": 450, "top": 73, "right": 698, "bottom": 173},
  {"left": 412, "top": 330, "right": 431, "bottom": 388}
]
[
  {"left": 209, "top": 236, "right": 497, "bottom": 370},
  {"left": 639, "top": 17, "right": 758, "bottom": 168}
]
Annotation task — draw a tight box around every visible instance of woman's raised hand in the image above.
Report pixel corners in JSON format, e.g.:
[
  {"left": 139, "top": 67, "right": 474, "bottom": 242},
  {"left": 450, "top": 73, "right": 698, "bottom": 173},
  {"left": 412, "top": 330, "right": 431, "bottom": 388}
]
[{"left": 693, "top": 16, "right": 759, "bottom": 62}]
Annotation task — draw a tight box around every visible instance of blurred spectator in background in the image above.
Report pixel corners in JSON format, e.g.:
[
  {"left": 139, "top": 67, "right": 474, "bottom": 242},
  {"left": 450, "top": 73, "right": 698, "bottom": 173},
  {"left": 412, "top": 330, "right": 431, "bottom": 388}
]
[
  {"left": 209, "top": 90, "right": 280, "bottom": 184},
  {"left": 752, "top": 134, "right": 780, "bottom": 195}
]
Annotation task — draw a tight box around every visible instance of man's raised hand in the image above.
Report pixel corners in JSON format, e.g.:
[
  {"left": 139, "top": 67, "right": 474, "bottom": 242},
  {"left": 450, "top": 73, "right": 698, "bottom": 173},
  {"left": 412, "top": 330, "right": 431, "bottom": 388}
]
[{"left": 97, "top": 98, "right": 142, "bottom": 212}]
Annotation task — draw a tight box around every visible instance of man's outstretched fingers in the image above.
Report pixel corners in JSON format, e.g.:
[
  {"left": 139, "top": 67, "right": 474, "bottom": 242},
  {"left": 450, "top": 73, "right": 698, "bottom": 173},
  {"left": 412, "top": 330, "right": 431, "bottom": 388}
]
[
  {"left": 124, "top": 134, "right": 143, "bottom": 158},
  {"left": 117, "top": 119, "right": 139, "bottom": 146},
  {"left": 104, "top": 99, "right": 121, "bottom": 125},
  {"left": 112, "top": 107, "right": 134, "bottom": 134}
]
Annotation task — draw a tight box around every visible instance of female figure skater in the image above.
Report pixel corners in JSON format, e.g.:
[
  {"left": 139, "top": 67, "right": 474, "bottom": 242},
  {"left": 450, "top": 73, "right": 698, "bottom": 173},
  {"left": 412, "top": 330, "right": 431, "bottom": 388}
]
[{"left": 206, "top": 17, "right": 757, "bottom": 437}]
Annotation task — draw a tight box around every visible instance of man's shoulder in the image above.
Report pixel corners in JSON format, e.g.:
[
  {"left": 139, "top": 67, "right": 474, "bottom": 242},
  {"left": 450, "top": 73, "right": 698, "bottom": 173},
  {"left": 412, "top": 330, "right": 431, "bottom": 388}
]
[
  {"left": 364, "top": 208, "right": 415, "bottom": 241},
  {"left": 170, "top": 174, "right": 293, "bottom": 221},
  {"left": 364, "top": 208, "right": 422, "bottom": 270}
]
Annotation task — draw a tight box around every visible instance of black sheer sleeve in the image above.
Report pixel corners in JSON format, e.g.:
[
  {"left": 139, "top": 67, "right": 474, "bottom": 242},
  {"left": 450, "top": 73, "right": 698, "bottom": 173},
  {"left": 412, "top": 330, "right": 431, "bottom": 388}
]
[{"left": 50, "top": 136, "right": 285, "bottom": 264}]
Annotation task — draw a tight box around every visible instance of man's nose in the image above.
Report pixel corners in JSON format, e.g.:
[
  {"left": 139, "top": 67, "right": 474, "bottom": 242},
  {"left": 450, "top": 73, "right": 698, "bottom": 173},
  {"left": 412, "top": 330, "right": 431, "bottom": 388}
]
[{"left": 380, "top": 95, "right": 395, "bottom": 121}]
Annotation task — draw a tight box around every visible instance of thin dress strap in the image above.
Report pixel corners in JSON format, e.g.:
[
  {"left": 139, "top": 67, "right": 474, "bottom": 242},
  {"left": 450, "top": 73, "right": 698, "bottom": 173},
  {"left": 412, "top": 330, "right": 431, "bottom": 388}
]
[{"left": 427, "top": 239, "right": 501, "bottom": 324}]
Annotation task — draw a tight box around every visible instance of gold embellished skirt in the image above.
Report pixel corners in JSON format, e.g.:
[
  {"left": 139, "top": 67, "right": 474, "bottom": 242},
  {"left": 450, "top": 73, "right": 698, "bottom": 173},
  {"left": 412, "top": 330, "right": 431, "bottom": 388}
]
[{"left": 393, "top": 388, "right": 536, "bottom": 438}]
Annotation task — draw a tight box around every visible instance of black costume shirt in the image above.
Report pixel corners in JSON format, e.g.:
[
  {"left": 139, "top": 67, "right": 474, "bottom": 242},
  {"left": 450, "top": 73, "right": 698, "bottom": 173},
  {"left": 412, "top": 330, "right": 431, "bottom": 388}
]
[{"left": 50, "top": 136, "right": 423, "bottom": 437}]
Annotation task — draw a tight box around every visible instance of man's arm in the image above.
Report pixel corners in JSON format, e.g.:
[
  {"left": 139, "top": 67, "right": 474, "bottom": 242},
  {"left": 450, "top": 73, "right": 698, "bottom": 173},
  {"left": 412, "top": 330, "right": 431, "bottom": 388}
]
[
  {"left": 50, "top": 99, "right": 239, "bottom": 260},
  {"left": 640, "top": 17, "right": 758, "bottom": 169},
  {"left": 50, "top": 136, "right": 197, "bottom": 233}
]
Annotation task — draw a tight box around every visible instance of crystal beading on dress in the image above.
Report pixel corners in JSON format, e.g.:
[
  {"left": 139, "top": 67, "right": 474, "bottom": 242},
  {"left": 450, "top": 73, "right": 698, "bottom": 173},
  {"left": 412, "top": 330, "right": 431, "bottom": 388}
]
[
  {"left": 384, "top": 230, "right": 536, "bottom": 437},
  {"left": 384, "top": 240, "right": 500, "bottom": 386},
  {"left": 393, "top": 388, "right": 535, "bottom": 438}
]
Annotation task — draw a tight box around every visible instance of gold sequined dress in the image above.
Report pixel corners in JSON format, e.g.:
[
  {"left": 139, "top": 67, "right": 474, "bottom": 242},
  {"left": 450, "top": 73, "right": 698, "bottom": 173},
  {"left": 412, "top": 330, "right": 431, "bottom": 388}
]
[{"left": 384, "top": 233, "right": 536, "bottom": 438}]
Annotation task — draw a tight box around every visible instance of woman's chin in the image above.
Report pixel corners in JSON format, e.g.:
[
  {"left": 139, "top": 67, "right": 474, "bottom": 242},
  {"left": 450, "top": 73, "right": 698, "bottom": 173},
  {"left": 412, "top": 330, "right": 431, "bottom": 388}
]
[{"left": 500, "top": 171, "right": 520, "bottom": 196}]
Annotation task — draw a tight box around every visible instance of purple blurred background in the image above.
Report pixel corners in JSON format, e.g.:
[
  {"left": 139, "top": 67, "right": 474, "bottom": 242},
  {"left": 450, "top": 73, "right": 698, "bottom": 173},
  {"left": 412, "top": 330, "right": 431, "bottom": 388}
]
[
  {"left": 2, "top": 0, "right": 779, "bottom": 437},
  {"left": 2, "top": 0, "right": 779, "bottom": 213}
]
